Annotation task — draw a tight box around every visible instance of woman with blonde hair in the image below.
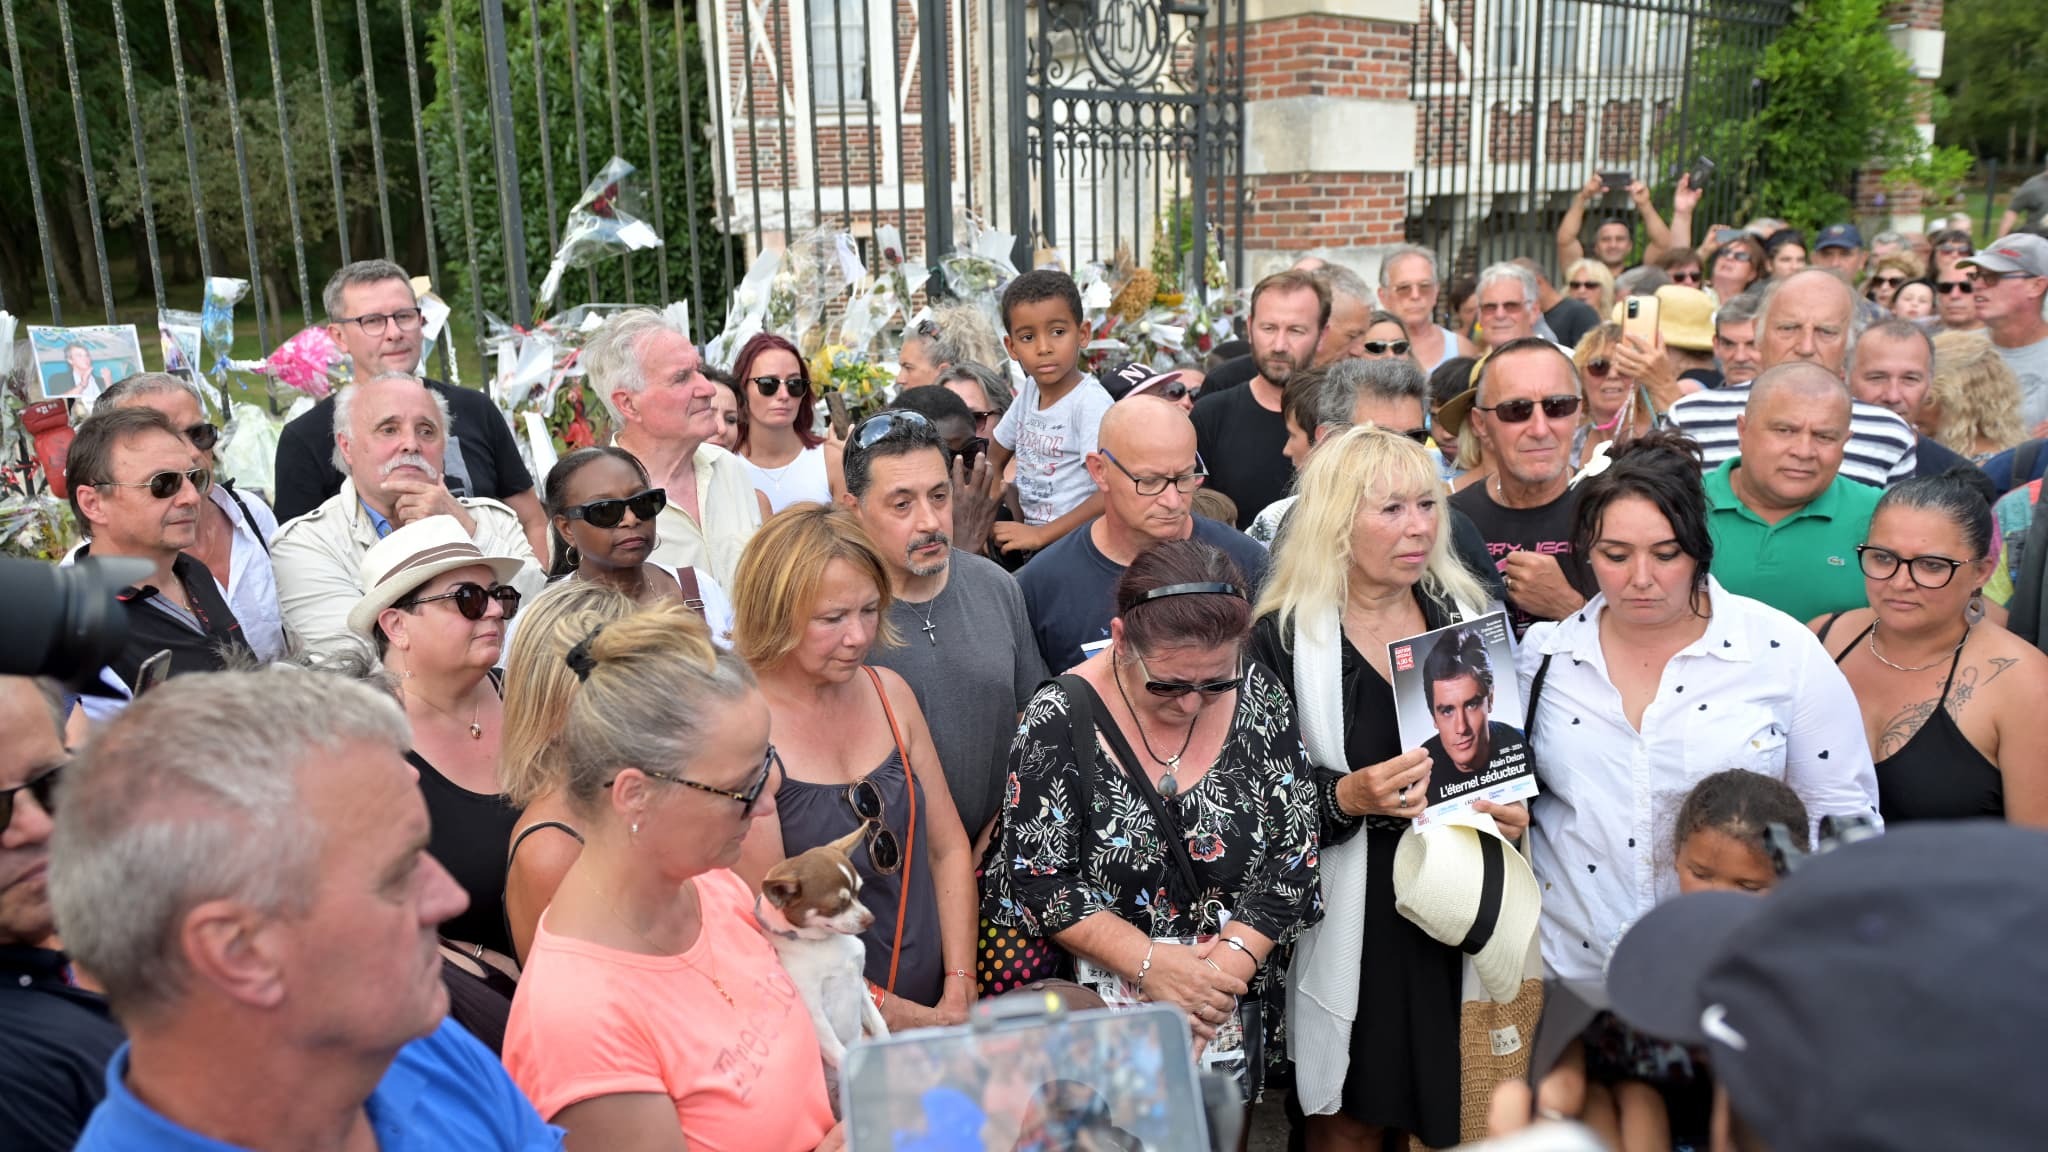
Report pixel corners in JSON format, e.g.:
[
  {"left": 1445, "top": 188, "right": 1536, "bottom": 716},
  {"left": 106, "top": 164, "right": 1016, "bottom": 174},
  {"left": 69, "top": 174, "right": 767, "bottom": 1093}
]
[
  {"left": 498, "top": 579, "right": 638, "bottom": 963},
  {"left": 1571, "top": 324, "right": 1653, "bottom": 471},
  {"left": 1922, "top": 331, "right": 2026, "bottom": 462},
  {"left": 1248, "top": 426, "right": 1515, "bottom": 1151},
  {"left": 1563, "top": 258, "right": 1615, "bottom": 317},
  {"left": 733, "top": 503, "right": 977, "bottom": 1030},
  {"left": 503, "top": 604, "right": 841, "bottom": 1150}
]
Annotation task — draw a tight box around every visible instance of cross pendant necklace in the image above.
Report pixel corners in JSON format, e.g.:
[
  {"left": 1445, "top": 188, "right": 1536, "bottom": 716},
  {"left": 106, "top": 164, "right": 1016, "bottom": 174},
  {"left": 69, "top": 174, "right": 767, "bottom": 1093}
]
[{"left": 913, "top": 600, "right": 939, "bottom": 645}]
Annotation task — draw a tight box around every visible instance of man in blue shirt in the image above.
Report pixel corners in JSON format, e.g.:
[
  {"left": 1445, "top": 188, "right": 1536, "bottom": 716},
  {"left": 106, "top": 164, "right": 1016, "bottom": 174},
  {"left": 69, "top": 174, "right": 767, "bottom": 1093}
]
[
  {"left": 1020, "top": 396, "right": 1269, "bottom": 671},
  {"left": 49, "top": 670, "right": 561, "bottom": 1152}
]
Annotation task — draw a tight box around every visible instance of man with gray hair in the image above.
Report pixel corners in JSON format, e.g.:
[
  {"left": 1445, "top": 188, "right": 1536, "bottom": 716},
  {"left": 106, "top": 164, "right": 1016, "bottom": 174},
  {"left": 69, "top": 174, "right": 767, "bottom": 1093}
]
[
  {"left": 1847, "top": 317, "right": 1971, "bottom": 479},
  {"left": 270, "top": 372, "right": 544, "bottom": 658},
  {"left": 50, "top": 671, "right": 562, "bottom": 1151},
  {"left": 583, "top": 307, "right": 767, "bottom": 587},
  {"left": 1379, "top": 244, "right": 1476, "bottom": 372},
  {"left": 1474, "top": 262, "right": 1552, "bottom": 350},
  {"left": 270, "top": 259, "right": 546, "bottom": 558}
]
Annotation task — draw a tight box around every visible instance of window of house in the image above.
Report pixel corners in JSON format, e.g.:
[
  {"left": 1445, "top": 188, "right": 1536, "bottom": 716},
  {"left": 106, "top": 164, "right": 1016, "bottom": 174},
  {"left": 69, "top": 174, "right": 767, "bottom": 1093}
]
[{"left": 809, "top": 0, "right": 869, "bottom": 106}]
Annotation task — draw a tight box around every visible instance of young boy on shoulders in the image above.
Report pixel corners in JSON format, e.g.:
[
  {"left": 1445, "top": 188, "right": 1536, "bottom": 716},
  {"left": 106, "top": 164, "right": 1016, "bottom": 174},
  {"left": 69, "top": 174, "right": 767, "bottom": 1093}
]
[{"left": 986, "top": 269, "right": 1112, "bottom": 555}]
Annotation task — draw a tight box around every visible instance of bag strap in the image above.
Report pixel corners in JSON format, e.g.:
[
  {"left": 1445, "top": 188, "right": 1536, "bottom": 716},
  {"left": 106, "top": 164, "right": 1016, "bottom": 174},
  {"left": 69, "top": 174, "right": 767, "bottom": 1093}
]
[
  {"left": 1524, "top": 653, "right": 1554, "bottom": 739},
  {"left": 220, "top": 480, "right": 272, "bottom": 556},
  {"left": 2016, "top": 438, "right": 2044, "bottom": 491},
  {"left": 1068, "top": 677, "right": 1206, "bottom": 914},
  {"left": 674, "top": 565, "right": 706, "bottom": 620},
  {"left": 863, "top": 666, "right": 915, "bottom": 999}
]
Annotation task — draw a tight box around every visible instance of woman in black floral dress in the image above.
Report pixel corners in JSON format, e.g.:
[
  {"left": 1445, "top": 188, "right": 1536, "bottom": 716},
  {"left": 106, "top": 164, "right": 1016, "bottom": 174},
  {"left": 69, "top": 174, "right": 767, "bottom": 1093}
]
[{"left": 980, "top": 539, "right": 1321, "bottom": 1093}]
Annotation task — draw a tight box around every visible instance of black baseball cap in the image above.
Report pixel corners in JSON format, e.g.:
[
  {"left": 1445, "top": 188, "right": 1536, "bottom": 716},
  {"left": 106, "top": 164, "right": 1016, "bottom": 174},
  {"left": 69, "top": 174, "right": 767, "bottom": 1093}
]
[{"left": 1607, "top": 822, "right": 2048, "bottom": 1150}]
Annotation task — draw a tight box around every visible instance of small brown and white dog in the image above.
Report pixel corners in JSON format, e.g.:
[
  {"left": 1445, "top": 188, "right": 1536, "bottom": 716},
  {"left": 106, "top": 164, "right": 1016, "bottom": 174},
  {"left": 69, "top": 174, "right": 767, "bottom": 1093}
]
[{"left": 756, "top": 826, "right": 890, "bottom": 1066}]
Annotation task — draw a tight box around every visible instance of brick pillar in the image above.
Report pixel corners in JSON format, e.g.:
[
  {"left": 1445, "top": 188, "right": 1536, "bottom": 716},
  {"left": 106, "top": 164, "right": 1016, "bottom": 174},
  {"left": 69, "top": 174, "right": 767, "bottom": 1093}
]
[
  {"left": 1857, "top": 0, "right": 1946, "bottom": 232},
  {"left": 1231, "top": 0, "right": 1419, "bottom": 284}
]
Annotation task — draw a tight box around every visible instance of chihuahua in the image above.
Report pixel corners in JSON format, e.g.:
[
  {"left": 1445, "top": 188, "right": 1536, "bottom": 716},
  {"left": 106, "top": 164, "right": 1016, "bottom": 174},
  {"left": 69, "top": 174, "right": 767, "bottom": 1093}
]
[{"left": 756, "top": 825, "right": 890, "bottom": 1066}]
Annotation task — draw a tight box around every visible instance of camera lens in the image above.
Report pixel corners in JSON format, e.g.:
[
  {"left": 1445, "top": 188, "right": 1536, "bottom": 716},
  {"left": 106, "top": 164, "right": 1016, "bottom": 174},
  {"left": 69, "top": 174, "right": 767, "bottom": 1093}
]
[{"left": 0, "top": 555, "right": 150, "bottom": 690}]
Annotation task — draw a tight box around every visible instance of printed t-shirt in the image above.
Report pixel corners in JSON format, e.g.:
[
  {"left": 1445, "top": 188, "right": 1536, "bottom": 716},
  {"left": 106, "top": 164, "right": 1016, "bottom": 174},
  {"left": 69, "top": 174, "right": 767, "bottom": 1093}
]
[
  {"left": 993, "top": 373, "right": 1113, "bottom": 526},
  {"left": 1450, "top": 481, "right": 1595, "bottom": 637}
]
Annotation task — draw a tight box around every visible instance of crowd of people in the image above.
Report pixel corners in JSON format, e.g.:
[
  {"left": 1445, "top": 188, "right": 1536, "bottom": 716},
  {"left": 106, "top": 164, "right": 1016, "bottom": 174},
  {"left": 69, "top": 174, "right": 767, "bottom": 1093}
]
[{"left": 8, "top": 194, "right": 2048, "bottom": 1152}]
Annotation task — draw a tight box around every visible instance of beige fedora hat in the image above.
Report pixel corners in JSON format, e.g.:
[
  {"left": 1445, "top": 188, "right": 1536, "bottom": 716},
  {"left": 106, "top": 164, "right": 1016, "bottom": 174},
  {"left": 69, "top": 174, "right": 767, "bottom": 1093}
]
[{"left": 346, "top": 515, "right": 528, "bottom": 637}]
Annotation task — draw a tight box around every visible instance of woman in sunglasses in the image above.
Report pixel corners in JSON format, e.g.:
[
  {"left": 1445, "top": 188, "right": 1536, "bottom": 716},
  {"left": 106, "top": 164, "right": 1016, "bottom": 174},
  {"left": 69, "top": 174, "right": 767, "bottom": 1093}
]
[
  {"left": 1361, "top": 310, "right": 1422, "bottom": 372},
  {"left": 732, "top": 332, "right": 836, "bottom": 511},
  {"left": 1812, "top": 470, "right": 2048, "bottom": 826},
  {"left": 1862, "top": 253, "right": 1926, "bottom": 313},
  {"left": 1563, "top": 258, "right": 1616, "bottom": 317},
  {"left": 1570, "top": 324, "right": 1655, "bottom": 472},
  {"left": 347, "top": 516, "right": 530, "bottom": 1050},
  {"left": 1705, "top": 234, "right": 1766, "bottom": 301},
  {"left": 540, "top": 446, "right": 734, "bottom": 641},
  {"left": 732, "top": 506, "right": 977, "bottom": 1031},
  {"left": 503, "top": 604, "right": 843, "bottom": 1152},
  {"left": 984, "top": 540, "right": 1320, "bottom": 1102},
  {"left": 1247, "top": 427, "right": 1506, "bottom": 1151}
]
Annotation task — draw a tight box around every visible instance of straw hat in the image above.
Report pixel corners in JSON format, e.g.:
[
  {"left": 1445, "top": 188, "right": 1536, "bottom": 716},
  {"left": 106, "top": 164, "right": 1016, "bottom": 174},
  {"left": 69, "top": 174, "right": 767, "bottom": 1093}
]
[
  {"left": 1654, "top": 286, "right": 1717, "bottom": 351},
  {"left": 346, "top": 515, "right": 528, "bottom": 637},
  {"left": 1393, "top": 823, "right": 1543, "bottom": 1003}
]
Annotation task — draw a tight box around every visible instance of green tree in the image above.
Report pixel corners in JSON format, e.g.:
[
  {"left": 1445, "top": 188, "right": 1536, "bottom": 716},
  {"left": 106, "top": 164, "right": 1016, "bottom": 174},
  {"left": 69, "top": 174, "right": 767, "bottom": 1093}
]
[{"left": 1938, "top": 0, "right": 2048, "bottom": 165}]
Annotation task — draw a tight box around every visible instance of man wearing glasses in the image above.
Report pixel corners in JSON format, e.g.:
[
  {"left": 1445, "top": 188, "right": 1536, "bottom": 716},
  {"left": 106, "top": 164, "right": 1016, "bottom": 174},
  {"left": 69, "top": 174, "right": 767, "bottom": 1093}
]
[
  {"left": 270, "top": 260, "right": 548, "bottom": 560},
  {"left": 1018, "top": 396, "right": 1269, "bottom": 672},
  {"left": 1960, "top": 235, "right": 2048, "bottom": 437},
  {"left": 63, "top": 408, "right": 251, "bottom": 722},
  {"left": 0, "top": 676, "right": 123, "bottom": 1152}
]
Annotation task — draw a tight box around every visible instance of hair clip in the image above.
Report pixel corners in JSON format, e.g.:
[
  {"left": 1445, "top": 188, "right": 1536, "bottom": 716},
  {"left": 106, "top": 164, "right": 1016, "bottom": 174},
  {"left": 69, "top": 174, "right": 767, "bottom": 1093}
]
[{"left": 564, "top": 625, "right": 607, "bottom": 681}]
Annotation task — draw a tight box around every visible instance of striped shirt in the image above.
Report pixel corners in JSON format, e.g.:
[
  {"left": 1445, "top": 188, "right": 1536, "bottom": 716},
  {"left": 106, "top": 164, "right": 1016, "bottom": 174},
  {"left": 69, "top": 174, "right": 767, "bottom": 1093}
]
[{"left": 1665, "top": 385, "right": 1917, "bottom": 487}]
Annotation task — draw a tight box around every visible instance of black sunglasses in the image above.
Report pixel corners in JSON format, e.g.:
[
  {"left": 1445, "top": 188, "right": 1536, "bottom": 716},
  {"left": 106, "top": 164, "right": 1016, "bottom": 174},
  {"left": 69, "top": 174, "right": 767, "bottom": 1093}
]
[
  {"left": 752, "top": 374, "right": 809, "bottom": 398},
  {"left": 1670, "top": 270, "right": 1703, "bottom": 284},
  {"left": 610, "top": 745, "right": 780, "bottom": 818},
  {"left": 1135, "top": 652, "right": 1242, "bottom": 699},
  {"left": 561, "top": 487, "right": 668, "bottom": 529},
  {"left": 850, "top": 409, "right": 936, "bottom": 453},
  {"left": 400, "top": 581, "right": 522, "bottom": 622},
  {"left": 1585, "top": 358, "right": 1614, "bottom": 378},
  {"left": 1363, "top": 340, "right": 1411, "bottom": 356},
  {"left": 0, "top": 760, "right": 62, "bottom": 836},
  {"left": 1566, "top": 280, "right": 1605, "bottom": 291},
  {"left": 185, "top": 422, "right": 220, "bottom": 452},
  {"left": 1936, "top": 281, "right": 1977, "bottom": 294},
  {"left": 846, "top": 778, "right": 902, "bottom": 873},
  {"left": 98, "top": 466, "right": 212, "bottom": 501},
  {"left": 1870, "top": 275, "right": 1907, "bottom": 288},
  {"left": 1473, "top": 395, "right": 1582, "bottom": 423}
]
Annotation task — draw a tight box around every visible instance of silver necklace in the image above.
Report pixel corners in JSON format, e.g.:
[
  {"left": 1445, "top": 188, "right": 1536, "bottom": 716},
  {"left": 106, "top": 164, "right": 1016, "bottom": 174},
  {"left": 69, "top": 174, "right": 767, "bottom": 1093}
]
[
  {"left": 1868, "top": 621, "right": 1970, "bottom": 674},
  {"left": 1111, "top": 657, "right": 1199, "bottom": 798},
  {"left": 908, "top": 597, "right": 939, "bottom": 645}
]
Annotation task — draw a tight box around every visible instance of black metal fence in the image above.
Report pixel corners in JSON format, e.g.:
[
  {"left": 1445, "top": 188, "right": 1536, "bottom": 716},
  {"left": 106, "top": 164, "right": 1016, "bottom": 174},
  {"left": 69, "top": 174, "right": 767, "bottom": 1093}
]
[
  {"left": 0, "top": 0, "right": 1247, "bottom": 385},
  {"left": 1408, "top": 0, "right": 1793, "bottom": 278}
]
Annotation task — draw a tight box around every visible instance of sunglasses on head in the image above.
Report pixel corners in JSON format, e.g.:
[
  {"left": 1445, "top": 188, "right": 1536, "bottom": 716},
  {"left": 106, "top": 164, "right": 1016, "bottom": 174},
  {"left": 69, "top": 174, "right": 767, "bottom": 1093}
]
[
  {"left": 99, "top": 466, "right": 212, "bottom": 501},
  {"left": 850, "top": 409, "right": 936, "bottom": 452},
  {"left": 185, "top": 422, "right": 220, "bottom": 452},
  {"left": 1134, "top": 652, "right": 1242, "bottom": 699},
  {"left": 0, "top": 760, "right": 62, "bottom": 836},
  {"left": 751, "top": 374, "right": 809, "bottom": 398},
  {"left": 1473, "top": 395, "right": 1582, "bottom": 423},
  {"left": 561, "top": 487, "right": 668, "bottom": 529},
  {"left": 1364, "top": 340, "right": 1411, "bottom": 356},
  {"left": 846, "top": 778, "right": 902, "bottom": 873},
  {"left": 400, "top": 581, "right": 522, "bottom": 622}
]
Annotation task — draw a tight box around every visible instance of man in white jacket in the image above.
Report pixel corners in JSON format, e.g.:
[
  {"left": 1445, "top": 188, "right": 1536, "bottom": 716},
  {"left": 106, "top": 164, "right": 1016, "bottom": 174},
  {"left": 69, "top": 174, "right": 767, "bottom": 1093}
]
[{"left": 271, "top": 371, "right": 544, "bottom": 659}]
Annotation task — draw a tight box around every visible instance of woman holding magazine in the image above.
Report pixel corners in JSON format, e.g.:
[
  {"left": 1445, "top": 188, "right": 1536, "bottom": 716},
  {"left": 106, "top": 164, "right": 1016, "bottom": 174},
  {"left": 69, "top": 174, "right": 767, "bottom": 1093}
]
[
  {"left": 1248, "top": 425, "right": 1522, "bottom": 1151},
  {"left": 979, "top": 538, "right": 1320, "bottom": 1097}
]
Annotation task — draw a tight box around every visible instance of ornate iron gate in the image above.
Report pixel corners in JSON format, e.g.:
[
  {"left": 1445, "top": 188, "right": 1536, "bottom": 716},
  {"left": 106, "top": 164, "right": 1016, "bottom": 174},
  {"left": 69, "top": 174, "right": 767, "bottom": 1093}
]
[
  {"left": 1004, "top": 0, "right": 1247, "bottom": 288},
  {"left": 1408, "top": 0, "right": 1793, "bottom": 278}
]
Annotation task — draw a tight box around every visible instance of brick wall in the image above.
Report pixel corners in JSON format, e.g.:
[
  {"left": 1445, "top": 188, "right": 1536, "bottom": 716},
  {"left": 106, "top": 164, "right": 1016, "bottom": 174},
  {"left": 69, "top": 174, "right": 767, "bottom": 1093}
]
[{"left": 1227, "top": 171, "right": 1410, "bottom": 253}]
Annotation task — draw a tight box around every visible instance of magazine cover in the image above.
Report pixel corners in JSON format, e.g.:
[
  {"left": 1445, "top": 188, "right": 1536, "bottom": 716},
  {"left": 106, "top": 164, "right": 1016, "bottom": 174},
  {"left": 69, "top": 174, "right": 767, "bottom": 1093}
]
[{"left": 1388, "top": 610, "right": 1538, "bottom": 827}]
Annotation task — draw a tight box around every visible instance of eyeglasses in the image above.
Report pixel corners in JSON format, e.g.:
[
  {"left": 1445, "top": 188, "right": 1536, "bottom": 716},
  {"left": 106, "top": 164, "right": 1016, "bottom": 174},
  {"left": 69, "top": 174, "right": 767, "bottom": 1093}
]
[
  {"left": 185, "top": 422, "right": 219, "bottom": 452},
  {"left": 1363, "top": 340, "right": 1411, "bottom": 356},
  {"left": 97, "top": 466, "right": 212, "bottom": 500},
  {"left": 561, "top": 487, "right": 668, "bottom": 528},
  {"left": 1388, "top": 281, "right": 1435, "bottom": 298},
  {"left": 1976, "top": 271, "right": 2038, "bottom": 289},
  {"left": 846, "top": 777, "right": 902, "bottom": 873},
  {"left": 610, "top": 745, "right": 780, "bottom": 818},
  {"left": 400, "top": 581, "right": 523, "bottom": 622},
  {"left": 1133, "top": 652, "right": 1242, "bottom": 699},
  {"left": 1099, "top": 448, "right": 1207, "bottom": 497},
  {"left": 1856, "top": 545, "right": 1974, "bottom": 589},
  {"left": 334, "top": 308, "right": 424, "bottom": 336},
  {"left": 1584, "top": 359, "right": 1614, "bottom": 378},
  {"left": 751, "top": 374, "right": 809, "bottom": 398},
  {"left": 1870, "top": 275, "right": 1907, "bottom": 288},
  {"left": 849, "top": 409, "right": 936, "bottom": 453},
  {"left": 1936, "top": 281, "right": 1977, "bottom": 294},
  {"left": 1719, "top": 250, "right": 1754, "bottom": 264},
  {"left": 0, "top": 760, "right": 62, "bottom": 836},
  {"left": 1478, "top": 301, "right": 1527, "bottom": 315},
  {"left": 1670, "top": 270, "right": 1703, "bottom": 285},
  {"left": 1566, "top": 281, "right": 1605, "bottom": 291},
  {"left": 1472, "top": 395, "right": 1582, "bottom": 423},
  {"left": 1936, "top": 244, "right": 1973, "bottom": 256}
]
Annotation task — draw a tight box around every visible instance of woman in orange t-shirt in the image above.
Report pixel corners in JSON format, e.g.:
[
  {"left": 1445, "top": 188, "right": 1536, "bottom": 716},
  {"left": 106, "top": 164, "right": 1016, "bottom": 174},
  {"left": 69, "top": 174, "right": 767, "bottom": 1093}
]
[{"left": 502, "top": 604, "right": 841, "bottom": 1152}]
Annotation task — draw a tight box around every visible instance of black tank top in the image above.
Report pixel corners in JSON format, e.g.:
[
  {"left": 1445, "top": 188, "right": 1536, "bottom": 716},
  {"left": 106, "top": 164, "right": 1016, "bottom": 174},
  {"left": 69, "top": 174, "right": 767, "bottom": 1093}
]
[
  {"left": 410, "top": 749, "right": 522, "bottom": 955},
  {"left": 1824, "top": 615, "right": 2004, "bottom": 822}
]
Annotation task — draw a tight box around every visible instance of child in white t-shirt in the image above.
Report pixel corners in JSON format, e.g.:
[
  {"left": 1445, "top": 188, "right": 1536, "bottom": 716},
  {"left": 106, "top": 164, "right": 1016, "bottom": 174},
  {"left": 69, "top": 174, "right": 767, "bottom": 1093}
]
[{"left": 987, "top": 270, "right": 1112, "bottom": 554}]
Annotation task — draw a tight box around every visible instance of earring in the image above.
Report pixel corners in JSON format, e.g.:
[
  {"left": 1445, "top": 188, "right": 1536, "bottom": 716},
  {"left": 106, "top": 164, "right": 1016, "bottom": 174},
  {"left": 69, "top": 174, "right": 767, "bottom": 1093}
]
[
  {"left": 631, "top": 819, "right": 640, "bottom": 838},
  {"left": 1966, "top": 592, "right": 1987, "bottom": 626}
]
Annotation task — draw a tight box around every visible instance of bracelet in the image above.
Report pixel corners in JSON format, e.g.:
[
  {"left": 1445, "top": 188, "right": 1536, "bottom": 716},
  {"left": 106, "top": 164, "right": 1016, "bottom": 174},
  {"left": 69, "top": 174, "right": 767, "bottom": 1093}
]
[
  {"left": 867, "top": 981, "right": 886, "bottom": 1009},
  {"left": 1134, "top": 942, "right": 1156, "bottom": 998},
  {"left": 944, "top": 969, "right": 972, "bottom": 981},
  {"left": 1221, "top": 935, "right": 1252, "bottom": 958}
]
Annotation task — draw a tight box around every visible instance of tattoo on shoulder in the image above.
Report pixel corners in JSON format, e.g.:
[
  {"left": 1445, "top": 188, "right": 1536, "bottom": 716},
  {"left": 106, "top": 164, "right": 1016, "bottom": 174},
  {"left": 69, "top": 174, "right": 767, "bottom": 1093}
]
[
  {"left": 1878, "top": 699, "right": 1938, "bottom": 760},
  {"left": 1985, "top": 657, "right": 2019, "bottom": 685}
]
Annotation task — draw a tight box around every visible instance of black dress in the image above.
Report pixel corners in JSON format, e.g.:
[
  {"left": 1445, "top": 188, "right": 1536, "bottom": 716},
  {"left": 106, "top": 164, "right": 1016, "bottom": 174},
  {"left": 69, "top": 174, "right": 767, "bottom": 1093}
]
[{"left": 1251, "top": 597, "right": 1462, "bottom": 1148}]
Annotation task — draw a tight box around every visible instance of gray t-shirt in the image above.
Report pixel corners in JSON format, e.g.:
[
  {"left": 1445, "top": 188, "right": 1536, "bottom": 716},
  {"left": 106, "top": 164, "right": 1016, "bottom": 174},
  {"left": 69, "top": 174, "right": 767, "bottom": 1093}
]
[
  {"left": 868, "top": 550, "right": 1047, "bottom": 838},
  {"left": 1998, "top": 336, "right": 2048, "bottom": 431}
]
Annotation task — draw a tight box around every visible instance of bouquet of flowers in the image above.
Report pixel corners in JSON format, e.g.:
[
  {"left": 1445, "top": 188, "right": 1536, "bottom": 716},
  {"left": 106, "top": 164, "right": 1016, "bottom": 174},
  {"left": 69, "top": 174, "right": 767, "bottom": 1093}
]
[
  {"left": 938, "top": 216, "right": 1020, "bottom": 319},
  {"left": 236, "top": 326, "right": 349, "bottom": 400},
  {"left": 536, "top": 156, "right": 665, "bottom": 311},
  {"left": 811, "top": 345, "right": 897, "bottom": 415}
]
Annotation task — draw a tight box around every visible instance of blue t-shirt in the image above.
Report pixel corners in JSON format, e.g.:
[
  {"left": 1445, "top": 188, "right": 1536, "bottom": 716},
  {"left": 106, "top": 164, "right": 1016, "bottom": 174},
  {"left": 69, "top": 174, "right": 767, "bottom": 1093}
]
[
  {"left": 1017, "top": 516, "right": 1271, "bottom": 673},
  {"left": 1983, "top": 439, "right": 2048, "bottom": 496},
  {"left": 75, "top": 1018, "right": 562, "bottom": 1152}
]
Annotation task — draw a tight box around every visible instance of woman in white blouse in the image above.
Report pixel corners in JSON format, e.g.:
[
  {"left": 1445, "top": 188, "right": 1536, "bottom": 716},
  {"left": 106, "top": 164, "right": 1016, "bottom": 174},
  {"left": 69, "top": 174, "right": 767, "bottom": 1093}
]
[{"left": 1518, "top": 431, "right": 1879, "bottom": 981}]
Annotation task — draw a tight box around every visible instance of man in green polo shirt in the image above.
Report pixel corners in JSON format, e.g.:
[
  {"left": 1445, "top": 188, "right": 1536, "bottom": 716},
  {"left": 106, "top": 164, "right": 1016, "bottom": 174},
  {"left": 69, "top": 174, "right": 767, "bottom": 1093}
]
[{"left": 1706, "top": 362, "right": 1882, "bottom": 621}]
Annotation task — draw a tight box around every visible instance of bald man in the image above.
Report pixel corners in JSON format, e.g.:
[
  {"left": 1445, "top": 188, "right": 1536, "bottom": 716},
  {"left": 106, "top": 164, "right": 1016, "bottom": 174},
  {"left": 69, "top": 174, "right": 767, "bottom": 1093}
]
[
  {"left": 1016, "top": 396, "right": 1271, "bottom": 670},
  {"left": 1705, "top": 363, "right": 1883, "bottom": 621},
  {"left": 1667, "top": 270, "right": 1919, "bottom": 486}
]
